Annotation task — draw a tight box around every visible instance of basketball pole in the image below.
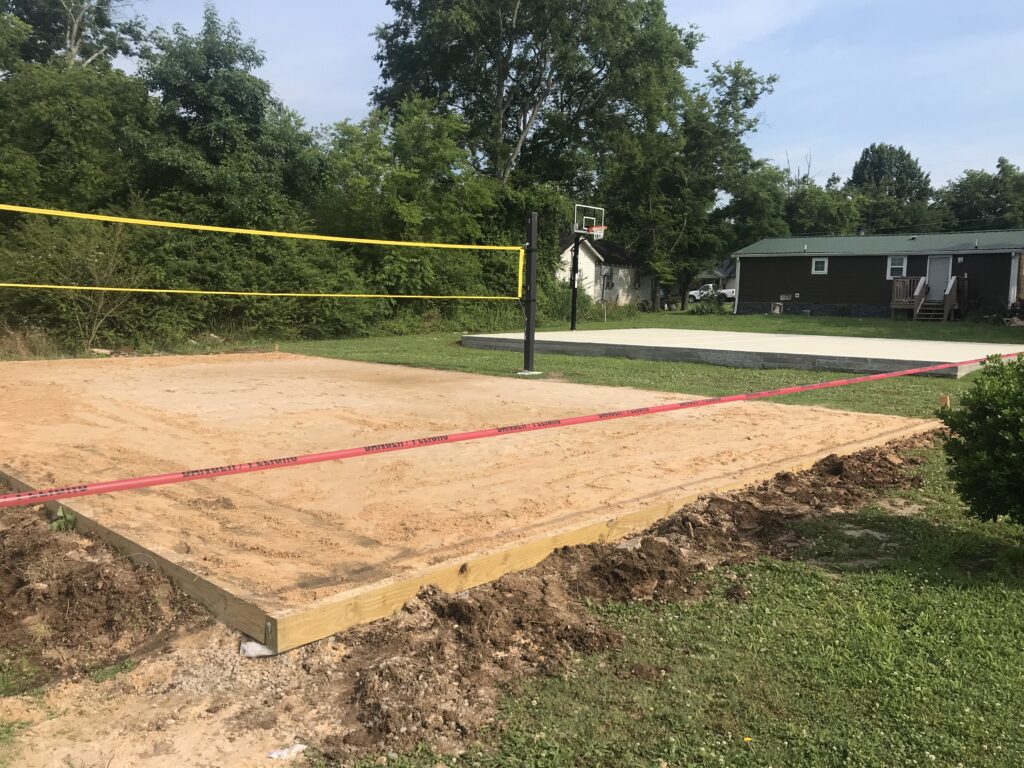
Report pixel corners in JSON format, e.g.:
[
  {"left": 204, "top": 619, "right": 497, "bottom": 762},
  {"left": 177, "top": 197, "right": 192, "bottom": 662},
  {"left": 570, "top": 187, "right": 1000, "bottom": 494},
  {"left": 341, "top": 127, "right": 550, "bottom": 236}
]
[
  {"left": 523, "top": 211, "right": 539, "bottom": 372},
  {"left": 570, "top": 232, "right": 582, "bottom": 331}
]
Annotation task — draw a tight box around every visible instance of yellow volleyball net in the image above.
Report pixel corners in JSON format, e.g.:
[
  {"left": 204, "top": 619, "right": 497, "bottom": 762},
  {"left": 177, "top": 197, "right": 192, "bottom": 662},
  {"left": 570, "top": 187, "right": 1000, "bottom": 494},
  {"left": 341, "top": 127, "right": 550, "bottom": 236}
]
[{"left": 0, "top": 203, "right": 526, "bottom": 301}]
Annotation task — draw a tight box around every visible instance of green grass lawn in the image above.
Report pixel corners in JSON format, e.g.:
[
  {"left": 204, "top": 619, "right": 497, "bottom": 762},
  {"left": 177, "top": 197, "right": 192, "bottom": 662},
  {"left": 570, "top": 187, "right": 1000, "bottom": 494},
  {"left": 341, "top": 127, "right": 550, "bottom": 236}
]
[
  {"left": 284, "top": 333, "right": 965, "bottom": 419},
  {"left": 554, "top": 309, "right": 1024, "bottom": 343}
]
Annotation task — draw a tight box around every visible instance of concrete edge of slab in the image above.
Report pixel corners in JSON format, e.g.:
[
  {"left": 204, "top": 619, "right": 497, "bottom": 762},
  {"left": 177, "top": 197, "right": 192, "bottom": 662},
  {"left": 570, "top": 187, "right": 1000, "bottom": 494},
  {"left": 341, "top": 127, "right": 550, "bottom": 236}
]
[
  {"left": 1, "top": 420, "right": 939, "bottom": 653},
  {"left": 461, "top": 334, "right": 969, "bottom": 378}
]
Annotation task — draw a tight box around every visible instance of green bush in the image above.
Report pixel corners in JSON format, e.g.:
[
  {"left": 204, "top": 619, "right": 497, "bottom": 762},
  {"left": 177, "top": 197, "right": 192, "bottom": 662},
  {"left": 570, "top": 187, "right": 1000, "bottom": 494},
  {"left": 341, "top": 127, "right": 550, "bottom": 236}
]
[
  {"left": 686, "top": 296, "right": 728, "bottom": 315},
  {"left": 537, "top": 280, "right": 596, "bottom": 324},
  {"left": 941, "top": 355, "right": 1024, "bottom": 523}
]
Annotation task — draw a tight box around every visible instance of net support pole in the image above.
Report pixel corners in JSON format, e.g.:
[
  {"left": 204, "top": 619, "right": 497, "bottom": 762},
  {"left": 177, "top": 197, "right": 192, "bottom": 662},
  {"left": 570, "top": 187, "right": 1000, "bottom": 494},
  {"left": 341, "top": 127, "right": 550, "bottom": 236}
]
[
  {"left": 523, "top": 211, "right": 539, "bottom": 372},
  {"left": 570, "top": 233, "right": 582, "bottom": 331}
]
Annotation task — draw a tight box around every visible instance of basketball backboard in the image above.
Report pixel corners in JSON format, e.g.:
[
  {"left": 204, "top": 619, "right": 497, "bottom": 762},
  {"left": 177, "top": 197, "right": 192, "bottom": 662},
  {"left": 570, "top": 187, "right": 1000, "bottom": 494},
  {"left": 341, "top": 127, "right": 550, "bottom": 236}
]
[{"left": 573, "top": 204, "right": 607, "bottom": 238}]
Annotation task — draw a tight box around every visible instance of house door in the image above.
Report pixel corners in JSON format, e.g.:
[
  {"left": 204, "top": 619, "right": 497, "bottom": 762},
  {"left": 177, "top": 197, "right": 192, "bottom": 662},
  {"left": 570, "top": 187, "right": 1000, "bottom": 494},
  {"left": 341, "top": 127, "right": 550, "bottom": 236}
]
[{"left": 927, "top": 255, "right": 952, "bottom": 298}]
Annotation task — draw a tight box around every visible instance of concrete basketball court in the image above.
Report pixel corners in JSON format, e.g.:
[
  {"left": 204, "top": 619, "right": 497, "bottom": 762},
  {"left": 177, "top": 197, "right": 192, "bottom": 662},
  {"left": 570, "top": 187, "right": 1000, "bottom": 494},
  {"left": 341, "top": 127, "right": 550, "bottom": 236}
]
[
  {"left": 0, "top": 352, "right": 935, "bottom": 651},
  {"left": 461, "top": 328, "right": 1024, "bottom": 377}
]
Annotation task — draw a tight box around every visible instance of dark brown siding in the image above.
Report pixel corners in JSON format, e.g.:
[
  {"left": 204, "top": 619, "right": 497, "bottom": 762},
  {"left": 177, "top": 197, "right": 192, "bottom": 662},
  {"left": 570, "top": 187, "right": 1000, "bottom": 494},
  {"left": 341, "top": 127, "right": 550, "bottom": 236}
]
[
  {"left": 953, "top": 253, "right": 1013, "bottom": 314},
  {"left": 907, "top": 254, "right": 928, "bottom": 279},
  {"left": 737, "top": 252, "right": 1015, "bottom": 316},
  {"left": 737, "top": 255, "right": 892, "bottom": 305}
]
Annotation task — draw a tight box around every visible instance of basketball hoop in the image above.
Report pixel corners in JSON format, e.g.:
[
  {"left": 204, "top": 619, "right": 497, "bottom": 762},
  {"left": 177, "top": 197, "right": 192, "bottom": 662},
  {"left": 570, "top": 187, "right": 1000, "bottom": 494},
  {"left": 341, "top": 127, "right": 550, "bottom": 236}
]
[{"left": 573, "top": 203, "right": 606, "bottom": 237}]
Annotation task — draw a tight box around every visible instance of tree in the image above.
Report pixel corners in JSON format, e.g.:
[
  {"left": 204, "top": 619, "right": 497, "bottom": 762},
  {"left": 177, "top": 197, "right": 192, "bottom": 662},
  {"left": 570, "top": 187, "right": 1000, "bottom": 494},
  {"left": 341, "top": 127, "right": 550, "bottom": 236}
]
[
  {"left": 0, "top": 218, "right": 150, "bottom": 349},
  {"left": 373, "top": 0, "right": 697, "bottom": 189},
  {"left": 600, "top": 60, "right": 777, "bottom": 300},
  {"left": 0, "top": 62, "right": 154, "bottom": 209},
  {"left": 0, "top": 11, "right": 29, "bottom": 73},
  {"left": 135, "top": 6, "right": 323, "bottom": 227},
  {"left": 784, "top": 172, "right": 859, "bottom": 235},
  {"left": 317, "top": 99, "right": 504, "bottom": 300},
  {"left": 718, "top": 161, "right": 790, "bottom": 251},
  {"left": 845, "top": 142, "right": 938, "bottom": 232},
  {"left": 937, "top": 157, "right": 1024, "bottom": 231},
  {"left": 3, "top": 0, "right": 145, "bottom": 67},
  {"left": 125, "top": 6, "right": 379, "bottom": 341}
]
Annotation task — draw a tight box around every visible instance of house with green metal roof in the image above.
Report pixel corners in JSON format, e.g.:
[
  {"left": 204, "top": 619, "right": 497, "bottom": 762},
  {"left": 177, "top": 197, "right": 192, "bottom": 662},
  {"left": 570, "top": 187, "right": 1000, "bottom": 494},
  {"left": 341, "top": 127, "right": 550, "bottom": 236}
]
[{"left": 732, "top": 231, "right": 1024, "bottom": 321}]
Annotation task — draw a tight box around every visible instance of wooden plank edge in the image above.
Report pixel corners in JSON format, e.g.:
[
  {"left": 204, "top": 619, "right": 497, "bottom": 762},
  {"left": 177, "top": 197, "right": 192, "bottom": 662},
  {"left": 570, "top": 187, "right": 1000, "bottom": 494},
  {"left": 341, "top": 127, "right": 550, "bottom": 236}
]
[
  {"left": 271, "top": 420, "right": 938, "bottom": 652},
  {"left": 0, "top": 467, "right": 274, "bottom": 648}
]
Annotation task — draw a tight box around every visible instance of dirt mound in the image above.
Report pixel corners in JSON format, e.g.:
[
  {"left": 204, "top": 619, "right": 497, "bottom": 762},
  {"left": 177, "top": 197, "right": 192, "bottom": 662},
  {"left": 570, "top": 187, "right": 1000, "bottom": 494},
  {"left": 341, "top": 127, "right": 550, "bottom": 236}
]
[
  {"left": 0, "top": 501, "right": 202, "bottom": 684},
  {"left": 337, "top": 569, "right": 619, "bottom": 753},
  {"left": 653, "top": 443, "right": 923, "bottom": 553}
]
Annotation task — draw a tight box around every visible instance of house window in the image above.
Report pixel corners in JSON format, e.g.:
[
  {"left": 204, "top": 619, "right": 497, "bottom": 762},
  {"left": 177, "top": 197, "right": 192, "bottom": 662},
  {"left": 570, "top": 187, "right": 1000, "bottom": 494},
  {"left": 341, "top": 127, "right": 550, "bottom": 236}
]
[
  {"left": 811, "top": 257, "right": 829, "bottom": 275},
  {"left": 603, "top": 270, "right": 614, "bottom": 290},
  {"left": 887, "top": 255, "right": 907, "bottom": 280}
]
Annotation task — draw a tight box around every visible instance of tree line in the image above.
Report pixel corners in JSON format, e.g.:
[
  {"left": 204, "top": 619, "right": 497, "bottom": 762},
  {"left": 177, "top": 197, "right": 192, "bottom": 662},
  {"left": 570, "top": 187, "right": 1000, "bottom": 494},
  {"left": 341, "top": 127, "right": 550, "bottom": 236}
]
[{"left": 0, "top": 1, "right": 1021, "bottom": 349}]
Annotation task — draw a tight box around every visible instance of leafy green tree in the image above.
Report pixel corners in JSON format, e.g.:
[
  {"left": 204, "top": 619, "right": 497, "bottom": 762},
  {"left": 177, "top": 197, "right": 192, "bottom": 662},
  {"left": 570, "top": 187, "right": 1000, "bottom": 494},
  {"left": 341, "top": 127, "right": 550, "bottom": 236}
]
[
  {"left": 718, "top": 161, "right": 790, "bottom": 250},
  {"left": 0, "top": 62, "right": 154, "bottom": 208},
  {"left": 318, "top": 99, "right": 505, "bottom": 300},
  {"left": 126, "top": 6, "right": 378, "bottom": 341},
  {"left": 845, "top": 142, "right": 939, "bottom": 232},
  {"left": 135, "top": 6, "right": 322, "bottom": 226},
  {"left": 0, "top": 11, "right": 29, "bottom": 72},
  {"left": 3, "top": 0, "right": 145, "bottom": 67},
  {"left": 601, "top": 60, "right": 777, "bottom": 300},
  {"left": 937, "top": 157, "right": 1024, "bottom": 231},
  {"left": 0, "top": 218, "right": 151, "bottom": 348},
  {"left": 374, "top": 0, "right": 696, "bottom": 189},
  {"left": 784, "top": 173, "right": 859, "bottom": 235}
]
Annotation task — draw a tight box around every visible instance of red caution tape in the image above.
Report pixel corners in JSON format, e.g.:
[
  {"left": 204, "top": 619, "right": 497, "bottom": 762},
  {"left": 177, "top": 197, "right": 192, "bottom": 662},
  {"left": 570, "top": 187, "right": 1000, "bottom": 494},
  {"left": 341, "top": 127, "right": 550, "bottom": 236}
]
[{"left": 1, "top": 352, "right": 1019, "bottom": 510}]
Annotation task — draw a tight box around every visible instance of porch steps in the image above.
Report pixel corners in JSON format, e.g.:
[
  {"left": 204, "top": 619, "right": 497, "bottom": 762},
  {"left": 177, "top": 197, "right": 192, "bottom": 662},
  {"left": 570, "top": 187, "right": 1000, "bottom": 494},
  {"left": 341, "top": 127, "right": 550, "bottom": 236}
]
[{"left": 916, "top": 300, "right": 946, "bottom": 322}]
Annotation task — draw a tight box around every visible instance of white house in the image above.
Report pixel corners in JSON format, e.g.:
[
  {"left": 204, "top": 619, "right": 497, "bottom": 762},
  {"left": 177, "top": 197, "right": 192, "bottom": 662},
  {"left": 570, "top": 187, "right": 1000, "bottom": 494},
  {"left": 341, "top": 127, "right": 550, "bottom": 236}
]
[{"left": 556, "top": 236, "right": 655, "bottom": 306}]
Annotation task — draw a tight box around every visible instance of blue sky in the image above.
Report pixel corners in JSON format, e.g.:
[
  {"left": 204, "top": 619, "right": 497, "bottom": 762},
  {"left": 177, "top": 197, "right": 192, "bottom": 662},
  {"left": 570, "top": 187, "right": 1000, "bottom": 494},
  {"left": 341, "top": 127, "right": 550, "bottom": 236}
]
[{"left": 135, "top": 0, "right": 1023, "bottom": 186}]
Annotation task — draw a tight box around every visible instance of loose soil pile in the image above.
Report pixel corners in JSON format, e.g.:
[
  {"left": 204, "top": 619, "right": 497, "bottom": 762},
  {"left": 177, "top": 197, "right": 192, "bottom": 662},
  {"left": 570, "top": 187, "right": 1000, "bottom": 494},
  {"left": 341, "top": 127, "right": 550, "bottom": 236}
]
[
  {"left": 0, "top": 494, "right": 202, "bottom": 687},
  {"left": 0, "top": 433, "right": 931, "bottom": 767}
]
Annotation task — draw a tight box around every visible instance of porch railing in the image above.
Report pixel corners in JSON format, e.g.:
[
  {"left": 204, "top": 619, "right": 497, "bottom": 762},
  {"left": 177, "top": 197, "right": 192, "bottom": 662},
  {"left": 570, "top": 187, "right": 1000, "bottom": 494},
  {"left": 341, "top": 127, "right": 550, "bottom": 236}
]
[
  {"left": 890, "top": 276, "right": 919, "bottom": 307},
  {"left": 913, "top": 277, "right": 928, "bottom": 318},
  {"left": 943, "top": 275, "right": 958, "bottom": 321}
]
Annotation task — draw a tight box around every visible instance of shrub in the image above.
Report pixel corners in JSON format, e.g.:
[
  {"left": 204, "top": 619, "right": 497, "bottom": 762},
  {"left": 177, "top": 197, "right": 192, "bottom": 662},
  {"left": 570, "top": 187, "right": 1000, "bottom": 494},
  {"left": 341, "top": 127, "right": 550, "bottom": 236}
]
[
  {"left": 687, "top": 296, "right": 727, "bottom": 315},
  {"left": 941, "top": 355, "right": 1024, "bottom": 523}
]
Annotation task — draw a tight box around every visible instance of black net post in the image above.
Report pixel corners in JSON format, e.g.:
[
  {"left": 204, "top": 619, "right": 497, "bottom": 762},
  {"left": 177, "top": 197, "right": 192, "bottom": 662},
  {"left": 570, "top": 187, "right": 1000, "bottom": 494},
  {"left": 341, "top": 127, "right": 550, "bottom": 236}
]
[
  {"left": 570, "top": 232, "right": 582, "bottom": 331},
  {"left": 523, "top": 211, "right": 539, "bottom": 372}
]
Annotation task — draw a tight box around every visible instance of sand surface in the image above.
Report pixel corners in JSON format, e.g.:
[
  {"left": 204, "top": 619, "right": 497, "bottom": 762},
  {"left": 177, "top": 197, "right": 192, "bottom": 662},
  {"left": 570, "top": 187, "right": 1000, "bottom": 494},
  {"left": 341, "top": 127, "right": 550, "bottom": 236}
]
[{"left": 0, "top": 352, "right": 928, "bottom": 611}]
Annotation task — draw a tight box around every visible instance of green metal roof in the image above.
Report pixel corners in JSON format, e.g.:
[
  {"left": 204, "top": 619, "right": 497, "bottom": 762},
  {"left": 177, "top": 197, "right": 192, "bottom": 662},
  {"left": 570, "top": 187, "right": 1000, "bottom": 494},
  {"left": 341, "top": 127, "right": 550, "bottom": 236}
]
[{"left": 735, "top": 230, "right": 1024, "bottom": 257}]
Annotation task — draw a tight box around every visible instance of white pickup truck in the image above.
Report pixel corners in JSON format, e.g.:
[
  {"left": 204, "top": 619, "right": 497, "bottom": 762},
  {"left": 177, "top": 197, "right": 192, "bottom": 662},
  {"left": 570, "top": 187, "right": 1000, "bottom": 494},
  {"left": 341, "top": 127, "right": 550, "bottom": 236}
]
[{"left": 687, "top": 284, "right": 736, "bottom": 302}]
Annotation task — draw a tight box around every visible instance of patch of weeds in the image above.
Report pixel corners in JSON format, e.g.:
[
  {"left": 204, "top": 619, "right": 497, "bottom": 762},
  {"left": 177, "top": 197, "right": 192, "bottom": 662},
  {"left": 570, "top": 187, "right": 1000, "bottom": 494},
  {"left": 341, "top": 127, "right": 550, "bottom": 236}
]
[
  {"left": 0, "top": 720, "right": 28, "bottom": 768},
  {"left": 303, "top": 744, "right": 448, "bottom": 768},
  {"left": 88, "top": 659, "right": 136, "bottom": 684},
  {"left": 0, "top": 721, "right": 25, "bottom": 744},
  {"left": 0, "top": 658, "right": 40, "bottom": 698},
  {"left": 49, "top": 506, "right": 76, "bottom": 532}
]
